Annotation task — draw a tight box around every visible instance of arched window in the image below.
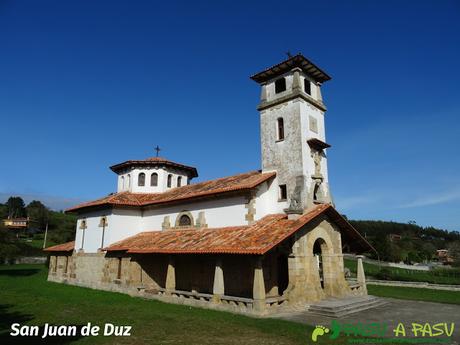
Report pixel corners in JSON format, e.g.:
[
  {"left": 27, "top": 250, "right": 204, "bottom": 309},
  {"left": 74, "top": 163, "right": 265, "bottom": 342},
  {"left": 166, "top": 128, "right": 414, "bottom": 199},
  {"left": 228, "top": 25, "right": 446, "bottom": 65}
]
[
  {"left": 150, "top": 172, "right": 158, "bottom": 186},
  {"left": 275, "top": 77, "right": 286, "bottom": 93},
  {"left": 127, "top": 174, "right": 131, "bottom": 188},
  {"left": 138, "top": 173, "right": 145, "bottom": 186},
  {"left": 177, "top": 176, "right": 182, "bottom": 187},
  {"left": 304, "top": 78, "right": 311, "bottom": 95},
  {"left": 121, "top": 176, "right": 125, "bottom": 190},
  {"left": 277, "top": 118, "right": 284, "bottom": 141},
  {"left": 167, "top": 174, "right": 172, "bottom": 188},
  {"left": 179, "top": 214, "right": 192, "bottom": 226}
]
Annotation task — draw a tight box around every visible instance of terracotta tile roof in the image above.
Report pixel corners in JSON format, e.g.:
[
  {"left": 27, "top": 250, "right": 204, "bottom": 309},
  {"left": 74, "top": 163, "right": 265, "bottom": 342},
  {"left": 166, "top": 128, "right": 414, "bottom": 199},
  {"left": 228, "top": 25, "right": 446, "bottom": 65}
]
[
  {"left": 105, "top": 204, "right": 375, "bottom": 255},
  {"left": 43, "top": 241, "right": 75, "bottom": 252},
  {"left": 66, "top": 171, "right": 276, "bottom": 213},
  {"left": 110, "top": 157, "right": 198, "bottom": 177}
]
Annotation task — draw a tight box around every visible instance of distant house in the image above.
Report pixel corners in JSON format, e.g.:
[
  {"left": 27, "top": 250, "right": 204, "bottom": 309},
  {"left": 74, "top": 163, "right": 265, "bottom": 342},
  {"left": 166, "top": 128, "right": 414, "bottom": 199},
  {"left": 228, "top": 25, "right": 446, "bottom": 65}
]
[
  {"left": 436, "top": 249, "right": 454, "bottom": 265},
  {"left": 389, "top": 234, "right": 402, "bottom": 242},
  {"left": 3, "top": 217, "right": 29, "bottom": 229}
]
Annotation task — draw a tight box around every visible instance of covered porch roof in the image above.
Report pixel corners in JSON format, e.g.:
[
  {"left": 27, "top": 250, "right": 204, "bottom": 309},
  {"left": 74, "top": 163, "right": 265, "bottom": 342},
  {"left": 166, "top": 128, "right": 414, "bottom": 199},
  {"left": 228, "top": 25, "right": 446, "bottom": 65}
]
[
  {"left": 44, "top": 241, "right": 75, "bottom": 252},
  {"left": 105, "top": 204, "right": 375, "bottom": 255}
]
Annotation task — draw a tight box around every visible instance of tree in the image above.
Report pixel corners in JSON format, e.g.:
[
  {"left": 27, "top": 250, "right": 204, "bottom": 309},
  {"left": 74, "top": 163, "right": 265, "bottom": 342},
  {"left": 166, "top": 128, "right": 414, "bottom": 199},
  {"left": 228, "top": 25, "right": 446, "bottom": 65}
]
[
  {"left": 448, "top": 242, "right": 460, "bottom": 267},
  {"left": 6, "top": 197, "right": 26, "bottom": 218},
  {"left": 0, "top": 223, "right": 19, "bottom": 262},
  {"left": 26, "top": 200, "right": 49, "bottom": 229}
]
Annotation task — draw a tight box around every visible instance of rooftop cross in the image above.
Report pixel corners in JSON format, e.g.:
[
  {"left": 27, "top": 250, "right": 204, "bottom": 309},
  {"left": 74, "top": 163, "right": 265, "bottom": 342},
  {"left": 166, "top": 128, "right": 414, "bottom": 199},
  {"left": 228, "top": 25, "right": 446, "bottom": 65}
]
[
  {"left": 286, "top": 51, "right": 292, "bottom": 58},
  {"left": 154, "top": 145, "right": 161, "bottom": 157}
]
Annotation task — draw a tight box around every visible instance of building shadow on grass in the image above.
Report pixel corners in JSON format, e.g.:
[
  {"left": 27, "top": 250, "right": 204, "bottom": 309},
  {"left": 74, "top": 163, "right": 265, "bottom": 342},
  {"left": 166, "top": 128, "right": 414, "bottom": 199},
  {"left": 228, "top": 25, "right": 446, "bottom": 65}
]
[
  {"left": 0, "top": 305, "right": 85, "bottom": 344},
  {"left": 0, "top": 268, "right": 40, "bottom": 276}
]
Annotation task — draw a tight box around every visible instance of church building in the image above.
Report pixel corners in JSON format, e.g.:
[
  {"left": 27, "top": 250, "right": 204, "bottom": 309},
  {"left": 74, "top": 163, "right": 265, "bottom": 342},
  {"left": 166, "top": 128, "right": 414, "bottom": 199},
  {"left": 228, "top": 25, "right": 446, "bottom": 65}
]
[{"left": 45, "top": 54, "right": 374, "bottom": 315}]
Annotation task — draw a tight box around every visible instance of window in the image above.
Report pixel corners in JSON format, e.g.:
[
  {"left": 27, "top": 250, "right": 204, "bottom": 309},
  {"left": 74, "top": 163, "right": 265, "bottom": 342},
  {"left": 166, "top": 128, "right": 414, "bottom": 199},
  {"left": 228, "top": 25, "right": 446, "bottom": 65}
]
[
  {"left": 167, "top": 174, "right": 172, "bottom": 188},
  {"left": 177, "top": 176, "right": 182, "bottom": 187},
  {"left": 138, "top": 173, "right": 145, "bottom": 186},
  {"left": 127, "top": 174, "right": 131, "bottom": 188},
  {"left": 150, "top": 172, "right": 158, "bottom": 186},
  {"left": 304, "top": 79, "right": 311, "bottom": 95},
  {"left": 277, "top": 118, "right": 285, "bottom": 141},
  {"left": 279, "top": 184, "right": 287, "bottom": 201},
  {"left": 121, "top": 176, "right": 125, "bottom": 190},
  {"left": 179, "top": 214, "right": 192, "bottom": 226},
  {"left": 275, "top": 77, "right": 286, "bottom": 94},
  {"left": 52, "top": 256, "right": 57, "bottom": 273},
  {"left": 99, "top": 216, "right": 108, "bottom": 227},
  {"left": 313, "top": 183, "right": 320, "bottom": 202},
  {"left": 79, "top": 219, "right": 87, "bottom": 229}
]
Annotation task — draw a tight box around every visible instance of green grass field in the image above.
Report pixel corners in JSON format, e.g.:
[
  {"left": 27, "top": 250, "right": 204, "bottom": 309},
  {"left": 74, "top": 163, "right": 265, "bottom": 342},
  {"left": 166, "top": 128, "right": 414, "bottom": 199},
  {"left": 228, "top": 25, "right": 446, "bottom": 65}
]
[
  {"left": 1, "top": 264, "right": 459, "bottom": 344},
  {"left": 344, "top": 258, "right": 460, "bottom": 285},
  {"left": 367, "top": 285, "right": 460, "bottom": 305},
  {"left": 0, "top": 264, "right": 318, "bottom": 345}
]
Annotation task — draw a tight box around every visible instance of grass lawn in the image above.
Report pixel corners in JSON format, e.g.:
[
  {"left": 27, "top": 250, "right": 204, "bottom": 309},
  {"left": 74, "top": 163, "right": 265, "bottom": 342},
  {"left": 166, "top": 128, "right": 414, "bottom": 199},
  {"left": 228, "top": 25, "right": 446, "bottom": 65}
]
[
  {"left": 0, "top": 264, "right": 325, "bottom": 345},
  {"left": 367, "top": 284, "right": 460, "bottom": 305},
  {"left": 344, "top": 258, "right": 460, "bottom": 285},
  {"left": 2, "top": 264, "right": 458, "bottom": 344}
]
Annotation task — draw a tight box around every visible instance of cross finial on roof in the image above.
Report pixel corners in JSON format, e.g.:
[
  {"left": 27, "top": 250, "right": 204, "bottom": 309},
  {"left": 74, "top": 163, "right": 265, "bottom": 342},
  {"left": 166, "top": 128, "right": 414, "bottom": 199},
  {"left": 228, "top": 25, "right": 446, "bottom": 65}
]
[
  {"left": 154, "top": 145, "right": 161, "bottom": 157},
  {"left": 286, "top": 51, "right": 292, "bottom": 58}
]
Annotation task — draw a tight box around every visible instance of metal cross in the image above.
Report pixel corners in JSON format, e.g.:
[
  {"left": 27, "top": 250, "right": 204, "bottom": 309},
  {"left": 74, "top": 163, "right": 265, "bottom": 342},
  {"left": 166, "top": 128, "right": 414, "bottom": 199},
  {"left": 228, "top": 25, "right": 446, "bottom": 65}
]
[
  {"left": 286, "top": 51, "right": 292, "bottom": 58},
  {"left": 154, "top": 145, "right": 161, "bottom": 157}
]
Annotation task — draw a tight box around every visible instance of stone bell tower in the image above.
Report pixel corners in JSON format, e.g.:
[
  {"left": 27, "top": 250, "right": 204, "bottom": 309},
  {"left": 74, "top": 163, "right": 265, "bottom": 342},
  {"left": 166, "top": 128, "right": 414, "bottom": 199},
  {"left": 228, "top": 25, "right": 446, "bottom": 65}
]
[{"left": 251, "top": 54, "right": 333, "bottom": 213}]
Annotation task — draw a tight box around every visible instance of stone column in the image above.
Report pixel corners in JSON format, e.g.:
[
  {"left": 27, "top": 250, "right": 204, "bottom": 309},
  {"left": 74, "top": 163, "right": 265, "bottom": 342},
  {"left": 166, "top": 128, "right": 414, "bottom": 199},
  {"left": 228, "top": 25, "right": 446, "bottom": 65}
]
[
  {"left": 165, "top": 256, "right": 176, "bottom": 295},
  {"left": 212, "top": 258, "right": 224, "bottom": 303},
  {"left": 260, "top": 83, "right": 267, "bottom": 102},
  {"left": 292, "top": 68, "right": 301, "bottom": 92},
  {"left": 253, "top": 256, "right": 266, "bottom": 313},
  {"left": 316, "top": 82, "right": 323, "bottom": 103},
  {"left": 356, "top": 255, "right": 367, "bottom": 294}
]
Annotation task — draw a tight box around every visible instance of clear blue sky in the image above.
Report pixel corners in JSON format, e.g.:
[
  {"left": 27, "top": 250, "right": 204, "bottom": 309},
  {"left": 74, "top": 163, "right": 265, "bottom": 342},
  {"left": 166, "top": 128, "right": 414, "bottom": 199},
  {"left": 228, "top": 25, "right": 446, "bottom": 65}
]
[{"left": 1, "top": 0, "right": 459, "bottom": 231}]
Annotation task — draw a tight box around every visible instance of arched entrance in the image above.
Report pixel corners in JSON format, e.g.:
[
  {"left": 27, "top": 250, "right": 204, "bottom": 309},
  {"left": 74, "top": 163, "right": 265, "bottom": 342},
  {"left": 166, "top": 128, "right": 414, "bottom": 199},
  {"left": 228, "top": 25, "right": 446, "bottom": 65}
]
[{"left": 312, "top": 238, "right": 329, "bottom": 290}]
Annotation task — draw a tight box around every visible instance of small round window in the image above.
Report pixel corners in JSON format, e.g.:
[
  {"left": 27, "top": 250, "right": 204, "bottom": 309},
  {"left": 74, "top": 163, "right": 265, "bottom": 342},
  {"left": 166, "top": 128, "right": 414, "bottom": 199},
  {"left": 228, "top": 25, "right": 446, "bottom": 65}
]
[{"left": 179, "top": 215, "right": 192, "bottom": 226}]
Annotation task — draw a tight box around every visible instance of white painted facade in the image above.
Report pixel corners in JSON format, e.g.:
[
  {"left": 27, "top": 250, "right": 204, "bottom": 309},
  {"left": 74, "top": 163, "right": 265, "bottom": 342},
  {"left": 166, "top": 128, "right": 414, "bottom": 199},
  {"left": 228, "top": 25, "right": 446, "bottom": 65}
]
[
  {"left": 74, "top": 180, "right": 287, "bottom": 253},
  {"left": 117, "top": 167, "right": 189, "bottom": 193}
]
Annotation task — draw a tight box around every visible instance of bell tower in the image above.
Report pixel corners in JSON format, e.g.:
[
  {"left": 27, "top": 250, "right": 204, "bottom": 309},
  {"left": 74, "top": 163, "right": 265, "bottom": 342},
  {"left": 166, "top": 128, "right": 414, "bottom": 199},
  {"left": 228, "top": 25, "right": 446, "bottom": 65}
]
[{"left": 251, "top": 54, "right": 333, "bottom": 213}]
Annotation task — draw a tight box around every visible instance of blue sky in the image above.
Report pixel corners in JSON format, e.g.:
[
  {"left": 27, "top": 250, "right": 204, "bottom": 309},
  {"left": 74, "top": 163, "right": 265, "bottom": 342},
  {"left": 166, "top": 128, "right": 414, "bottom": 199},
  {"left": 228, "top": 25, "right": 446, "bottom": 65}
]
[{"left": 0, "top": 0, "right": 459, "bottom": 231}]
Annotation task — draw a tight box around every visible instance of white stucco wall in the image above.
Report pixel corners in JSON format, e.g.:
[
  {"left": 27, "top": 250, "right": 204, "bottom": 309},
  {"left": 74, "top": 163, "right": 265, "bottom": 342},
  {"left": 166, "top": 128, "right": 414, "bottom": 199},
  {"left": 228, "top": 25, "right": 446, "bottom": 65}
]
[
  {"left": 254, "top": 178, "right": 287, "bottom": 220},
  {"left": 117, "top": 167, "right": 189, "bottom": 193},
  {"left": 74, "top": 193, "right": 258, "bottom": 253},
  {"left": 141, "top": 195, "right": 248, "bottom": 230},
  {"left": 75, "top": 209, "right": 114, "bottom": 253}
]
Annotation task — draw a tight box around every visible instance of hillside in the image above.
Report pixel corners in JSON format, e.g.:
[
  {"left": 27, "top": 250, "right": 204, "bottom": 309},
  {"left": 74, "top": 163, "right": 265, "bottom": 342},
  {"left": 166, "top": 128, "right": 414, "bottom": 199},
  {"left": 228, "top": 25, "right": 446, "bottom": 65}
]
[{"left": 349, "top": 219, "right": 460, "bottom": 264}]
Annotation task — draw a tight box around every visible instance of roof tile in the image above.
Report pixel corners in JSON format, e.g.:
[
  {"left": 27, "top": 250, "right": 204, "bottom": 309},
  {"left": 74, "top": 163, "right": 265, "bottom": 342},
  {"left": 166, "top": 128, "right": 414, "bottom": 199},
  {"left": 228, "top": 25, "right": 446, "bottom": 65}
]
[
  {"left": 67, "top": 171, "right": 275, "bottom": 213},
  {"left": 105, "top": 204, "right": 352, "bottom": 255}
]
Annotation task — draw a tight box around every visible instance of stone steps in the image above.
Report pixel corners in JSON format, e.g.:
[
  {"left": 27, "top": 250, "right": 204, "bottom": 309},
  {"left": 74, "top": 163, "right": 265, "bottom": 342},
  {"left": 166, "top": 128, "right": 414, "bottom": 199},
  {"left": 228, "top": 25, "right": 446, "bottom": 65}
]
[{"left": 307, "top": 295, "right": 388, "bottom": 317}]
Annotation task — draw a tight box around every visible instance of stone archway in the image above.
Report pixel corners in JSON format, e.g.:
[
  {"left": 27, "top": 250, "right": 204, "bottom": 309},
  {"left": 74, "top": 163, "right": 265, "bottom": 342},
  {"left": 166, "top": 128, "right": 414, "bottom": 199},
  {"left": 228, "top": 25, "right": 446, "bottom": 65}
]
[{"left": 312, "top": 238, "right": 327, "bottom": 289}]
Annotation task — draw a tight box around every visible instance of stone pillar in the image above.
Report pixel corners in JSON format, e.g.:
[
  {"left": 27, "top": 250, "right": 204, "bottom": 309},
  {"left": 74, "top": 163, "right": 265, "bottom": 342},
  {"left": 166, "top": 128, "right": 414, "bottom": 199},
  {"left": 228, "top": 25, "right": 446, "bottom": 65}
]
[
  {"left": 212, "top": 258, "right": 224, "bottom": 303},
  {"left": 252, "top": 256, "right": 266, "bottom": 313},
  {"left": 316, "top": 82, "right": 323, "bottom": 103},
  {"left": 260, "top": 83, "right": 267, "bottom": 102},
  {"left": 356, "top": 255, "right": 367, "bottom": 294},
  {"left": 165, "top": 256, "right": 176, "bottom": 294},
  {"left": 292, "top": 68, "right": 302, "bottom": 92}
]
